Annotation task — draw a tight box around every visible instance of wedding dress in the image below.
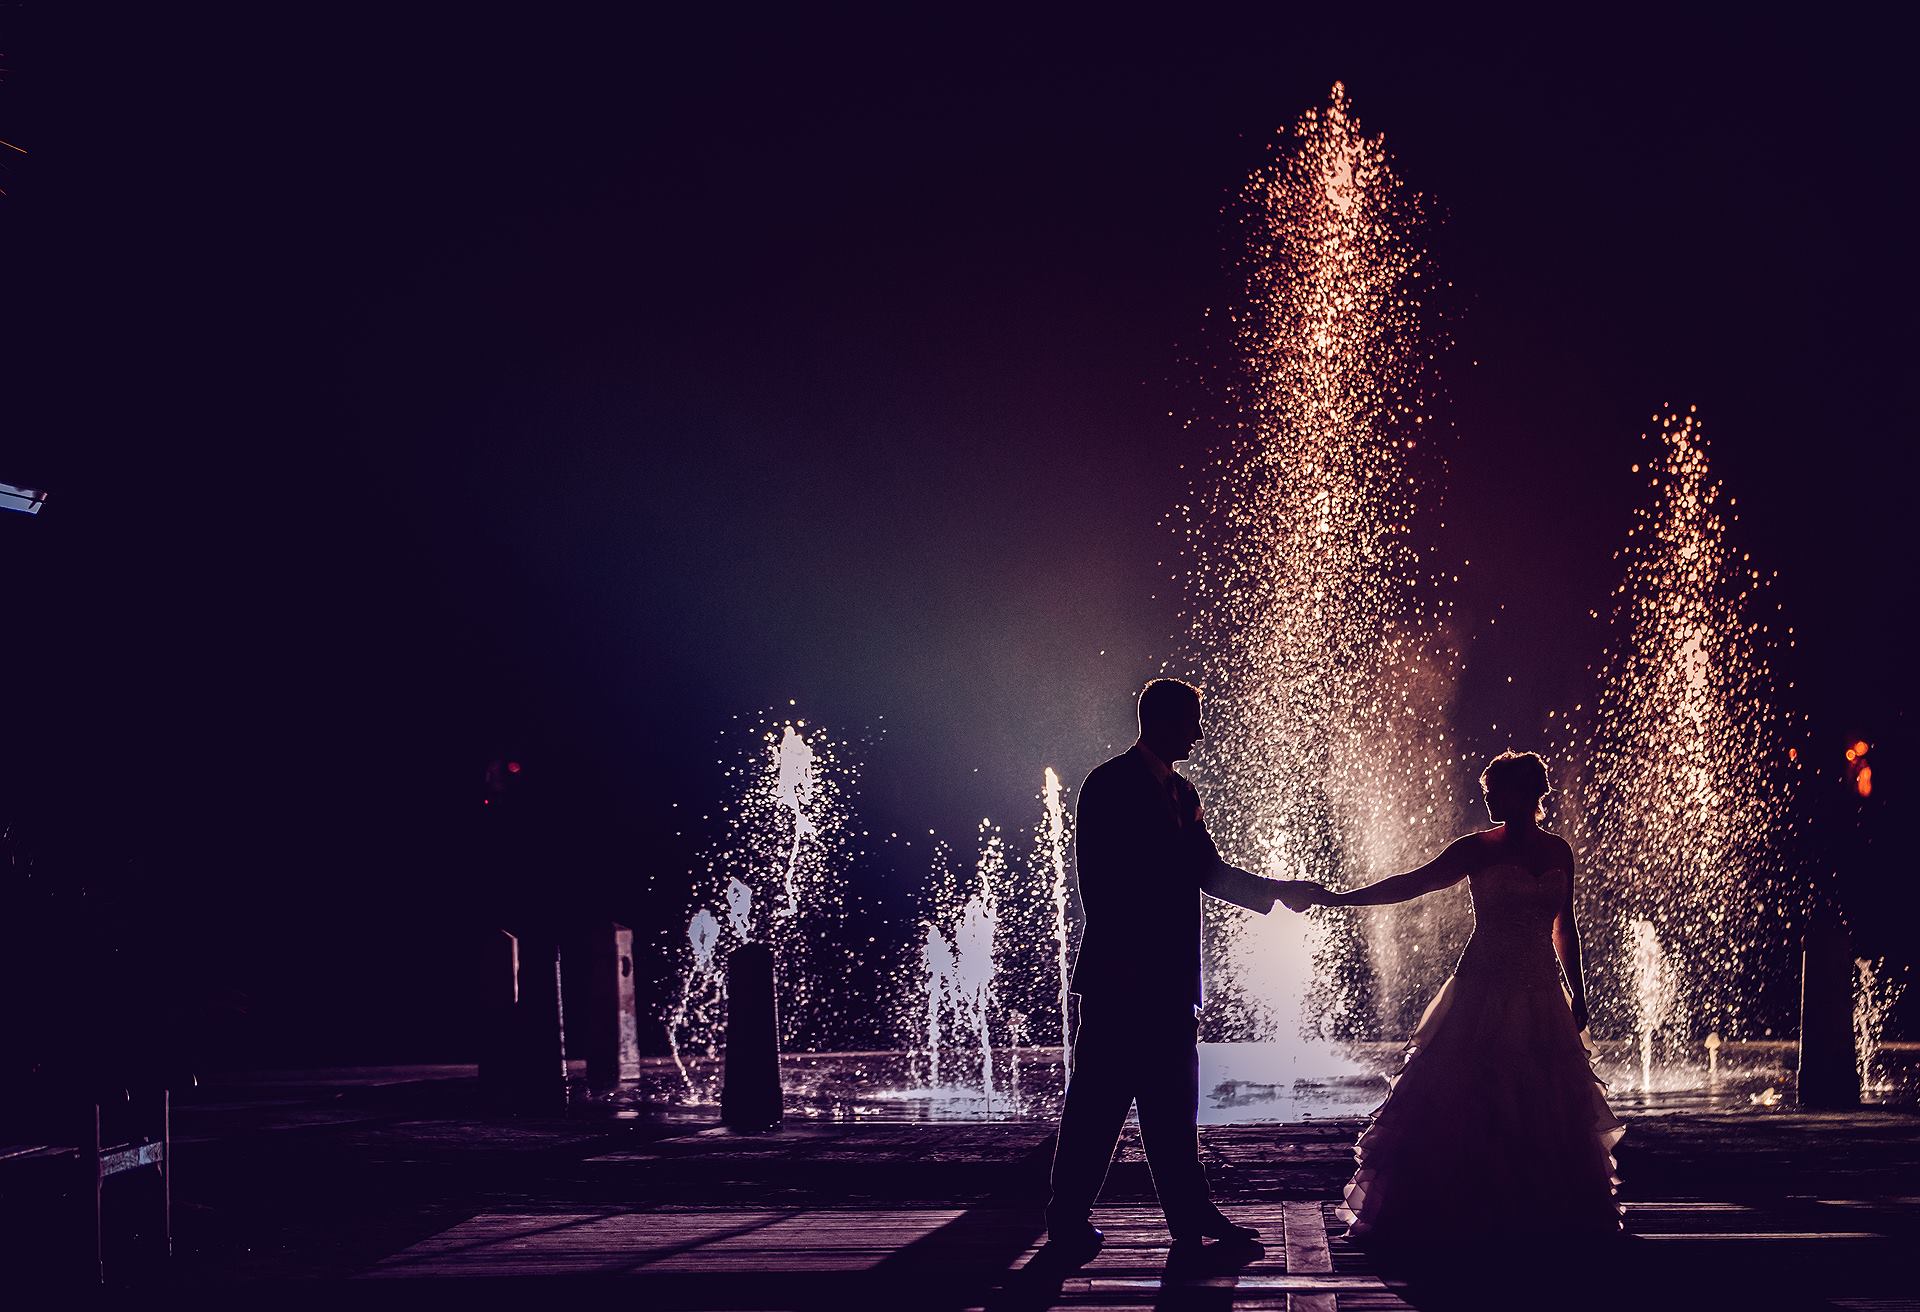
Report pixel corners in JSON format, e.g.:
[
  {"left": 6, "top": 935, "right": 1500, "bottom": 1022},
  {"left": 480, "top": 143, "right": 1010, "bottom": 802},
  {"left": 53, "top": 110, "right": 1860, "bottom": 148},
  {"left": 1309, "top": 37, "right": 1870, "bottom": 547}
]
[{"left": 1339, "top": 861, "right": 1625, "bottom": 1242}]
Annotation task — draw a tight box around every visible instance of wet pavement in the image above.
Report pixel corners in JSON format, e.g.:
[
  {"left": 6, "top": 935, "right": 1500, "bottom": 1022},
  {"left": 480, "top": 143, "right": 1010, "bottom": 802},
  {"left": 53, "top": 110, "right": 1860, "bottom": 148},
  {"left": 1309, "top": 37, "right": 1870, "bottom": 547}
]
[{"left": 54, "top": 1061, "right": 1902, "bottom": 1307}]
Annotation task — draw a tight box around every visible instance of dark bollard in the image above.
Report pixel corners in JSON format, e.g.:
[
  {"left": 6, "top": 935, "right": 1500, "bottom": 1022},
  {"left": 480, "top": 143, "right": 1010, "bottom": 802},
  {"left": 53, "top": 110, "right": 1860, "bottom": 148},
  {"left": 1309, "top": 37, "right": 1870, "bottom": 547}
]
[
  {"left": 583, "top": 922, "right": 642, "bottom": 1084},
  {"left": 479, "top": 930, "right": 520, "bottom": 1095},
  {"left": 513, "top": 937, "right": 570, "bottom": 1112},
  {"left": 722, "top": 943, "right": 782, "bottom": 1131},
  {"left": 1797, "top": 919, "right": 1859, "bottom": 1108}
]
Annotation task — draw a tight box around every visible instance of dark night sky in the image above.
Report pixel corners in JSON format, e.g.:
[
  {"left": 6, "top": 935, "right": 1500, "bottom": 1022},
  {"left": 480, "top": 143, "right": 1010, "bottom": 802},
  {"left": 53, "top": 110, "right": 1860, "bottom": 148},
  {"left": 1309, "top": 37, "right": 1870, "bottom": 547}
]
[{"left": 3, "top": 11, "right": 1911, "bottom": 1058}]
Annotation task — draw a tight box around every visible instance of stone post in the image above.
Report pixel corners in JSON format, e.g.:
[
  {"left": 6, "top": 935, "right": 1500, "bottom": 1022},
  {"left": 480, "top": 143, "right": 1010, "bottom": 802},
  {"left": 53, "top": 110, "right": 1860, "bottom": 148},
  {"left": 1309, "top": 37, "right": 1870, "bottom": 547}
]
[{"left": 583, "top": 922, "right": 642, "bottom": 1084}]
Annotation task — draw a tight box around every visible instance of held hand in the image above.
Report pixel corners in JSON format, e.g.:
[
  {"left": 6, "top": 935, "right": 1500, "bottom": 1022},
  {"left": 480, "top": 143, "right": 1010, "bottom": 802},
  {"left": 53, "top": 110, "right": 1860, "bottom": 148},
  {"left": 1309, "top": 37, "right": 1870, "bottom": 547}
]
[{"left": 1273, "top": 879, "right": 1324, "bottom": 913}]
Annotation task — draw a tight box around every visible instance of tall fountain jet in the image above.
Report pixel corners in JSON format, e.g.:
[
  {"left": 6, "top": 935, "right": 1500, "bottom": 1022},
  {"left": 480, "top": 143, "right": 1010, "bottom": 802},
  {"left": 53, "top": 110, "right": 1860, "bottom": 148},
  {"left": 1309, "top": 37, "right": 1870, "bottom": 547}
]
[
  {"left": 1177, "top": 83, "right": 1462, "bottom": 1056},
  {"left": 1577, "top": 407, "right": 1806, "bottom": 1052},
  {"left": 1042, "top": 767, "right": 1072, "bottom": 1077},
  {"left": 668, "top": 909, "right": 723, "bottom": 1092},
  {"left": 772, "top": 725, "right": 819, "bottom": 917},
  {"left": 1627, "top": 918, "right": 1680, "bottom": 1092}
]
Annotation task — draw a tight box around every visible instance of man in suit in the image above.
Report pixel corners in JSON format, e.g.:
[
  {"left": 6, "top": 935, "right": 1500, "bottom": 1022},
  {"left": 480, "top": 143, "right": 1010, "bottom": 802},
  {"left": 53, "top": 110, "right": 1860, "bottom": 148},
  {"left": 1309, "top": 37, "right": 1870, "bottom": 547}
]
[{"left": 1046, "top": 677, "right": 1310, "bottom": 1264}]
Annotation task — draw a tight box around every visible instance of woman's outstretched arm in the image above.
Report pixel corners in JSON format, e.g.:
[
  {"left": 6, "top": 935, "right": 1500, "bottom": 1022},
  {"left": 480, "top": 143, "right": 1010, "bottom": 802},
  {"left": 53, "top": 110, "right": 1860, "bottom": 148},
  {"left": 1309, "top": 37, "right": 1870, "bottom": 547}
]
[
  {"left": 1551, "top": 843, "right": 1590, "bottom": 1031},
  {"left": 1317, "top": 837, "right": 1474, "bottom": 907}
]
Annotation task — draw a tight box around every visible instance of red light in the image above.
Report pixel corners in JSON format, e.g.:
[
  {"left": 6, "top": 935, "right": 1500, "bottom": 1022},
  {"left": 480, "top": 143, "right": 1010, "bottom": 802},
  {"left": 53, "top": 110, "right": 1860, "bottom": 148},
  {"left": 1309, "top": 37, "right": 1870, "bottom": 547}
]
[
  {"left": 483, "top": 798, "right": 491, "bottom": 805},
  {"left": 507, "top": 761, "right": 522, "bottom": 774}
]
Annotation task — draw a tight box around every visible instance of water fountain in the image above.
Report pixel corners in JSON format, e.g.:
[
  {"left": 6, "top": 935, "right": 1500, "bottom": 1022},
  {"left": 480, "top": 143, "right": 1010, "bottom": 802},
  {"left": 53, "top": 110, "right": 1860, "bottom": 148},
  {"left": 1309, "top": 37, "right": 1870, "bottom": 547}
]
[
  {"left": 911, "top": 830, "right": 1010, "bottom": 1115},
  {"left": 1855, "top": 956, "right": 1906, "bottom": 1098},
  {"left": 771, "top": 727, "right": 817, "bottom": 917},
  {"left": 666, "top": 908, "right": 723, "bottom": 1092},
  {"left": 664, "top": 714, "right": 860, "bottom": 1090},
  {"left": 951, "top": 893, "right": 998, "bottom": 1113},
  {"left": 1042, "top": 768, "right": 1073, "bottom": 1079},
  {"left": 1626, "top": 918, "right": 1681, "bottom": 1092},
  {"left": 1175, "top": 82, "right": 1462, "bottom": 1074},
  {"left": 1568, "top": 407, "right": 1809, "bottom": 1076},
  {"left": 904, "top": 764, "right": 1096, "bottom": 1112},
  {"left": 725, "top": 876, "right": 753, "bottom": 940}
]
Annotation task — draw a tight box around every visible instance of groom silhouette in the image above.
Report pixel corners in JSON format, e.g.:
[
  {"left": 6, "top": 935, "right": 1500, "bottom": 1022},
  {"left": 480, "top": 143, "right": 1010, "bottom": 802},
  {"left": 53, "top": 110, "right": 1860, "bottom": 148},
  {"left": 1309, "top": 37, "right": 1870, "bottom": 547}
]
[{"left": 1046, "top": 678, "right": 1311, "bottom": 1263}]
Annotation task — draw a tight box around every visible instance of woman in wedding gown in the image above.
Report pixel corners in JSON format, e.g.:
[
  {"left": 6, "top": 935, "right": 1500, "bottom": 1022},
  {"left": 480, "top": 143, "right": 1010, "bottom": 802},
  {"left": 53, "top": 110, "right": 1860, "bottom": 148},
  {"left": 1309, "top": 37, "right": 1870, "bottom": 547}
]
[{"left": 1298, "top": 750, "right": 1624, "bottom": 1246}]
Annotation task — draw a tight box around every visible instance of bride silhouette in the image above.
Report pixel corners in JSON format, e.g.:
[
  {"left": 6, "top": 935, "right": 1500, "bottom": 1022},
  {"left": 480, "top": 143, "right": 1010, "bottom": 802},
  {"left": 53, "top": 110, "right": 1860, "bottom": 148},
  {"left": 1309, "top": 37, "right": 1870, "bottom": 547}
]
[{"left": 1296, "top": 750, "right": 1624, "bottom": 1246}]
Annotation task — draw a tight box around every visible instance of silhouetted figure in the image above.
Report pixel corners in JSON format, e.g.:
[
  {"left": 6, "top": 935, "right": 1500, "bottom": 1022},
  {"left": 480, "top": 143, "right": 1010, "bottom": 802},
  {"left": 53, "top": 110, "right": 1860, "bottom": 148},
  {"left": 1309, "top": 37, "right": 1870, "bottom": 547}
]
[
  {"left": 1045, "top": 678, "right": 1310, "bottom": 1264},
  {"left": 1297, "top": 750, "right": 1625, "bottom": 1249}
]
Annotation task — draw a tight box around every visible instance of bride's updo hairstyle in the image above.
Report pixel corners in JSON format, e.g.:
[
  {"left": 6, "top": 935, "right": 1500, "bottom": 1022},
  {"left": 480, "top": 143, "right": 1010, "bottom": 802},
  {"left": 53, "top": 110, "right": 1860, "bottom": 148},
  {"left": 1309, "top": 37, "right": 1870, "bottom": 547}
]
[{"left": 1480, "top": 750, "right": 1551, "bottom": 824}]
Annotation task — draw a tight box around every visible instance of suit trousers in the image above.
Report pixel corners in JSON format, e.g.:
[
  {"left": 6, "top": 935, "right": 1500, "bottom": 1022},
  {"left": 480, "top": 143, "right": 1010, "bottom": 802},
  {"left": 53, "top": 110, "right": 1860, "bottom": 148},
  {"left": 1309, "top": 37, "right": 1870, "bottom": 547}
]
[{"left": 1046, "top": 999, "right": 1212, "bottom": 1236}]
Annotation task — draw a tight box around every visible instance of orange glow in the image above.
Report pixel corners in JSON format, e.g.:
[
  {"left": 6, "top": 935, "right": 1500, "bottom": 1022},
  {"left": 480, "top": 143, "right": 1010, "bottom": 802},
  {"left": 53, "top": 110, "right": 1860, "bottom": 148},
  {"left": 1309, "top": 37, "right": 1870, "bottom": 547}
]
[
  {"left": 1787, "top": 747, "right": 1798, "bottom": 761},
  {"left": 1845, "top": 749, "right": 1856, "bottom": 762},
  {"left": 1856, "top": 765, "right": 1872, "bottom": 798},
  {"left": 1852, "top": 739, "right": 1870, "bottom": 757}
]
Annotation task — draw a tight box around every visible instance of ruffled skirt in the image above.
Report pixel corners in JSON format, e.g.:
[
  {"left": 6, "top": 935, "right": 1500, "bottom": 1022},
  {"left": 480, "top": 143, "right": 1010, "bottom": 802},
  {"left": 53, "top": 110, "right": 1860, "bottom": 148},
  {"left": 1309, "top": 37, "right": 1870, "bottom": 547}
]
[{"left": 1338, "top": 965, "right": 1625, "bottom": 1244}]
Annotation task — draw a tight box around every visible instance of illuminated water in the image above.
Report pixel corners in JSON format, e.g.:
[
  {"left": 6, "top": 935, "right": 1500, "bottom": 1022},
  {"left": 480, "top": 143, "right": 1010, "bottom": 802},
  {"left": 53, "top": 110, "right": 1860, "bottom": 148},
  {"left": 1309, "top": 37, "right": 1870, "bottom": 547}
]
[
  {"left": 1856, "top": 957, "right": 1907, "bottom": 1096},
  {"left": 1558, "top": 407, "right": 1810, "bottom": 1054},
  {"left": 1042, "top": 767, "right": 1072, "bottom": 1081},
  {"left": 921, "top": 890, "right": 1000, "bottom": 1115},
  {"left": 666, "top": 714, "right": 862, "bottom": 1092},
  {"left": 1627, "top": 918, "right": 1682, "bottom": 1093},
  {"left": 1174, "top": 81, "right": 1462, "bottom": 1058},
  {"left": 666, "top": 907, "right": 723, "bottom": 1091},
  {"left": 909, "top": 783, "right": 1082, "bottom": 1115},
  {"left": 771, "top": 727, "right": 817, "bottom": 917}
]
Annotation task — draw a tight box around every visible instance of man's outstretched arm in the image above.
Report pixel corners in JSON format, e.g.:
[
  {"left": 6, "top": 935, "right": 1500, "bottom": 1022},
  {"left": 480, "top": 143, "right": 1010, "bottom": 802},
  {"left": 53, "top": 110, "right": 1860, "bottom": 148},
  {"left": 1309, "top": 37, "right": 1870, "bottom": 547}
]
[
  {"left": 1200, "top": 858, "right": 1284, "bottom": 913},
  {"left": 1187, "top": 819, "right": 1299, "bottom": 913}
]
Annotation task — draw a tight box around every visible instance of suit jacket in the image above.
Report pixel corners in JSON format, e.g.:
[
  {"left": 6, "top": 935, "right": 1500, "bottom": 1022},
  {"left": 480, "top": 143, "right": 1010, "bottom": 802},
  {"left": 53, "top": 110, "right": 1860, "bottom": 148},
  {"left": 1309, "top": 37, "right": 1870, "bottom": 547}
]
[{"left": 1068, "top": 746, "right": 1276, "bottom": 1010}]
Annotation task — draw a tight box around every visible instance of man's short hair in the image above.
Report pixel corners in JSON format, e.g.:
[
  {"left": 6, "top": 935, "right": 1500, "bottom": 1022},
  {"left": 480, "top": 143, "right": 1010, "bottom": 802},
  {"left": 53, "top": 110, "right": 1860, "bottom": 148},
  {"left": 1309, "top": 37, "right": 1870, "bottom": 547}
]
[{"left": 1138, "top": 677, "right": 1202, "bottom": 732}]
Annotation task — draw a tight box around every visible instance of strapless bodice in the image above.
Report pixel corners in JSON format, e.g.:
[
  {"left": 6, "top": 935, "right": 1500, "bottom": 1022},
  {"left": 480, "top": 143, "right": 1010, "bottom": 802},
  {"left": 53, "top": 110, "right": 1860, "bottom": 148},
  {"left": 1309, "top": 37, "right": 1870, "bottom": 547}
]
[{"left": 1455, "top": 863, "right": 1569, "bottom": 992}]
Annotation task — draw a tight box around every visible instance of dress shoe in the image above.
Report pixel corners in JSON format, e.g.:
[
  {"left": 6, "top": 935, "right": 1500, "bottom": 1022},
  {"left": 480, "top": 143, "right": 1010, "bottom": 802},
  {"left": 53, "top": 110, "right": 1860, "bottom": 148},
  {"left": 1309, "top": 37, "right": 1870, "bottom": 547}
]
[
  {"left": 1167, "top": 1233, "right": 1263, "bottom": 1273},
  {"left": 1173, "top": 1211, "right": 1261, "bottom": 1244},
  {"left": 1043, "top": 1221, "right": 1104, "bottom": 1267}
]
